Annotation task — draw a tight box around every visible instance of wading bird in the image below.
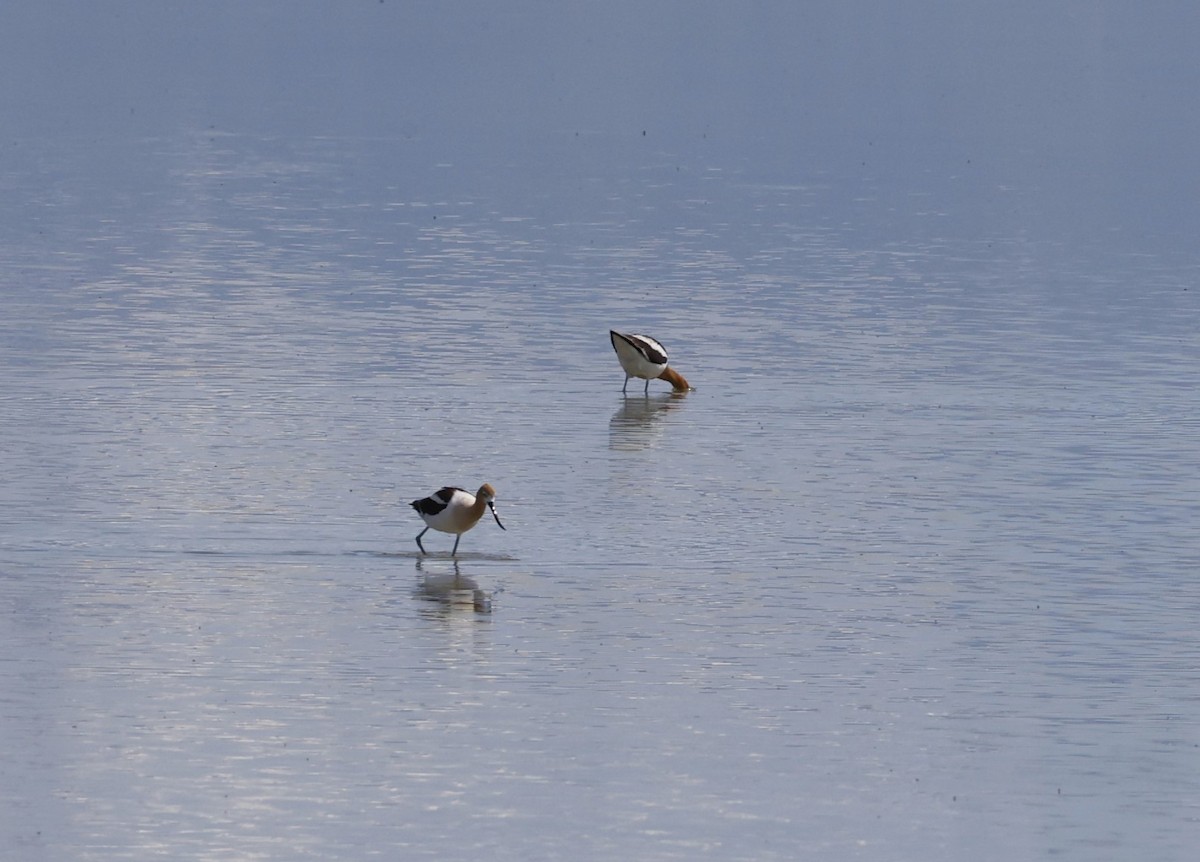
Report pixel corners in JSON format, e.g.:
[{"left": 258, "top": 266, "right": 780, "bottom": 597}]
[
  {"left": 609, "top": 330, "right": 691, "bottom": 393},
  {"left": 411, "top": 483, "right": 505, "bottom": 556}
]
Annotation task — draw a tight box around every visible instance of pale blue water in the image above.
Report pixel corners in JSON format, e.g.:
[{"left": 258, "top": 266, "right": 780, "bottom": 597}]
[{"left": 2, "top": 129, "right": 1198, "bottom": 861}]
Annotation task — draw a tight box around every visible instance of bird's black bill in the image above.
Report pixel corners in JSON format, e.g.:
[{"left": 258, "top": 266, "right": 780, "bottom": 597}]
[{"left": 489, "top": 502, "right": 506, "bottom": 530}]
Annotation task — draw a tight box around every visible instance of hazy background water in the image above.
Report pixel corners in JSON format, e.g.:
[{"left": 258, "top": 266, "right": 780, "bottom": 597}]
[{"left": 3, "top": 4, "right": 1200, "bottom": 860}]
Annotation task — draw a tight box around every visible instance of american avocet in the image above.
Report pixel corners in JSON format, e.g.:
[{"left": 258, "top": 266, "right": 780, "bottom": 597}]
[
  {"left": 610, "top": 330, "right": 691, "bottom": 393},
  {"left": 411, "top": 483, "right": 505, "bottom": 556}
]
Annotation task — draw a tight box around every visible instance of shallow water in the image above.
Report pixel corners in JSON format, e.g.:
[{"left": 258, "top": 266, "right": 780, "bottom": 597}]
[{"left": 3, "top": 132, "right": 1199, "bottom": 860}]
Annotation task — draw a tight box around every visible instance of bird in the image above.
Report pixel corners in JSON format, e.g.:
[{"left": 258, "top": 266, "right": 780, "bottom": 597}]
[
  {"left": 610, "top": 330, "right": 691, "bottom": 394},
  {"left": 411, "top": 483, "right": 506, "bottom": 556}
]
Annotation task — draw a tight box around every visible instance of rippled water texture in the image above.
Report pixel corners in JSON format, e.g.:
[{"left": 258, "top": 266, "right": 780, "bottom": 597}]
[{"left": 3, "top": 131, "right": 1199, "bottom": 861}]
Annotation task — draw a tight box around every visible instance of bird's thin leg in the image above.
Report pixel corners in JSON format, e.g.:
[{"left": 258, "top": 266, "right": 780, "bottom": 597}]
[
  {"left": 622, "top": 375, "right": 629, "bottom": 394},
  {"left": 415, "top": 527, "right": 428, "bottom": 554},
  {"left": 451, "top": 534, "right": 461, "bottom": 557},
  {"left": 643, "top": 378, "right": 650, "bottom": 394}
]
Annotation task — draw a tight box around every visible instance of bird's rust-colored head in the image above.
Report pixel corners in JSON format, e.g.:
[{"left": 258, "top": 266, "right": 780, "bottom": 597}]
[
  {"left": 475, "top": 483, "right": 505, "bottom": 530},
  {"left": 657, "top": 366, "right": 691, "bottom": 392}
]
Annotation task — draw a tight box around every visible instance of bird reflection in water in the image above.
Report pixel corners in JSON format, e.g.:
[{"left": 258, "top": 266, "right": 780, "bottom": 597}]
[
  {"left": 415, "top": 558, "right": 492, "bottom": 613},
  {"left": 609, "top": 391, "right": 689, "bottom": 451}
]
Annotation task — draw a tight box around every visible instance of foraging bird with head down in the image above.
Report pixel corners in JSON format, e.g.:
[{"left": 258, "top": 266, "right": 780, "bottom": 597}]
[
  {"left": 609, "top": 330, "right": 691, "bottom": 394},
  {"left": 411, "top": 483, "right": 505, "bottom": 556}
]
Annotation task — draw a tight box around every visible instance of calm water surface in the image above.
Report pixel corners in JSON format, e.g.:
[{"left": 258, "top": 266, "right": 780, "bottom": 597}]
[{"left": 2, "top": 134, "right": 1199, "bottom": 860}]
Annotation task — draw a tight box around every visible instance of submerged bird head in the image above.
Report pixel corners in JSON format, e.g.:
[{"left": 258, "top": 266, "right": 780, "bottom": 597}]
[
  {"left": 476, "top": 483, "right": 506, "bottom": 530},
  {"left": 657, "top": 366, "right": 692, "bottom": 392}
]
